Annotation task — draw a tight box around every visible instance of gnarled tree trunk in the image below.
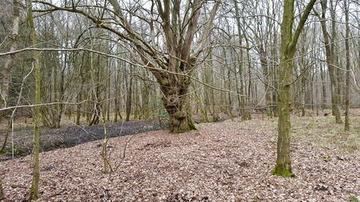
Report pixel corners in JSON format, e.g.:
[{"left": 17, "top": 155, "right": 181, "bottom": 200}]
[{"left": 159, "top": 75, "right": 196, "bottom": 133}]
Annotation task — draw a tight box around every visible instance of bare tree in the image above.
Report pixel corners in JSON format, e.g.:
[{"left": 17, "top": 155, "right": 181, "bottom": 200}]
[
  {"left": 273, "top": 0, "right": 317, "bottom": 177},
  {"left": 34, "top": 0, "right": 221, "bottom": 132}
]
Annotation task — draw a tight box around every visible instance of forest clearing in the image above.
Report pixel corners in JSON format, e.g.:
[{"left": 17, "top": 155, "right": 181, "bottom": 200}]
[
  {"left": 1, "top": 114, "right": 360, "bottom": 201},
  {"left": 1, "top": 0, "right": 360, "bottom": 201}
]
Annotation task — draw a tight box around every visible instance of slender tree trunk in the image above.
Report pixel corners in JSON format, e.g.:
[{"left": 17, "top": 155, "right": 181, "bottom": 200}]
[
  {"left": 133, "top": 75, "right": 140, "bottom": 120},
  {"left": 320, "top": 64, "right": 327, "bottom": 109},
  {"left": 330, "top": 1, "right": 344, "bottom": 107},
  {"left": 220, "top": 55, "right": 226, "bottom": 113},
  {"left": 27, "top": 0, "right": 41, "bottom": 199},
  {"left": 114, "top": 96, "right": 119, "bottom": 122},
  {"left": 76, "top": 56, "right": 86, "bottom": 125},
  {"left": 55, "top": 68, "right": 65, "bottom": 128},
  {"left": 193, "top": 72, "right": 208, "bottom": 122},
  {"left": 299, "top": 31, "right": 309, "bottom": 116},
  {"left": 223, "top": 47, "right": 233, "bottom": 117},
  {"left": 142, "top": 72, "right": 151, "bottom": 120},
  {"left": 106, "top": 63, "right": 111, "bottom": 122},
  {"left": 240, "top": 30, "right": 253, "bottom": 120},
  {"left": 246, "top": 45, "right": 252, "bottom": 108},
  {"left": 272, "top": 33, "right": 279, "bottom": 117},
  {"left": 203, "top": 62, "right": 211, "bottom": 121},
  {"left": 207, "top": 48, "right": 218, "bottom": 121},
  {"left": 344, "top": 0, "right": 350, "bottom": 131},
  {"left": 233, "top": 0, "right": 247, "bottom": 119},
  {"left": 76, "top": 92, "right": 81, "bottom": 125},
  {"left": 318, "top": 0, "right": 342, "bottom": 123},
  {"left": 114, "top": 66, "right": 119, "bottom": 122},
  {"left": 301, "top": 72, "right": 306, "bottom": 117},
  {"left": 125, "top": 68, "right": 133, "bottom": 121},
  {"left": 88, "top": 42, "right": 102, "bottom": 126},
  {"left": 259, "top": 46, "right": 273, "bottom": 116}
]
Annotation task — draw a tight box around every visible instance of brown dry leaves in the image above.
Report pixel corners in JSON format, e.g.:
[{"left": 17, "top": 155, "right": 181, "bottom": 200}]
[{"left": 0, "top": 116, "right": 359, "bottom": 201}]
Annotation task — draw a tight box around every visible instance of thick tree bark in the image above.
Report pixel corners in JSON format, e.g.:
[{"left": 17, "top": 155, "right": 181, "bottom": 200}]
[{"left": 160, "top": 77, "right": 196, "bottom": 133}]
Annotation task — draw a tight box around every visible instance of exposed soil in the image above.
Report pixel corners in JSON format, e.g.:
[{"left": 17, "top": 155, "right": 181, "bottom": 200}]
[{"left": 0, "top": 115, "right": 359, "bottom": 201}]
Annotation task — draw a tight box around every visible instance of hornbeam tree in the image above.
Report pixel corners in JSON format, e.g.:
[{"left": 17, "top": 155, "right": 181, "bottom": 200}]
[
  {"left": 35, "top": 0, "right": 221, "bottom": 133},
  {"left": 273, "top": 0, "right": 317, "bottom": 177}
]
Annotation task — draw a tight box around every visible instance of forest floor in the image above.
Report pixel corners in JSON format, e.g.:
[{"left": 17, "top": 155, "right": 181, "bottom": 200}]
[{"left": 1, "top": 114, "right": 360, "bottom": 201}]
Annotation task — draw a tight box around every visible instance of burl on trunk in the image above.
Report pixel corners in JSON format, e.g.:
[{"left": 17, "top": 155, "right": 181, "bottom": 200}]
[{"left": 160, "top": 76, "right": 196, "bottom": 133}]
